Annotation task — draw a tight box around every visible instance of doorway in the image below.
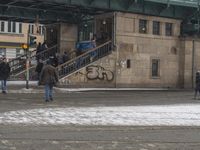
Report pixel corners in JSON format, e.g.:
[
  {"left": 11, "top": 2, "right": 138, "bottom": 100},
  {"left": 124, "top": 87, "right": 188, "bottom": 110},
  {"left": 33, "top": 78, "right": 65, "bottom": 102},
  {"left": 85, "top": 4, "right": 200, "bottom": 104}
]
[{"left": 95, "top": 15, "right": 113, "bottom": 45}]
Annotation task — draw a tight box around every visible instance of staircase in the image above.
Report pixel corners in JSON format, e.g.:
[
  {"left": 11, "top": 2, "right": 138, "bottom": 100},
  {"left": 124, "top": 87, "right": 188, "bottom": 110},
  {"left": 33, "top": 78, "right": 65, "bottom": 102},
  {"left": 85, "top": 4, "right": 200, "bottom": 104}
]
[
  {"left": 57, "top": 41, "right": 113, "bottom": 79},
  {"left": 8, "top": 41, "right": 113, "bottom": 81},
  {"left": 9, "top": 45, "right": 58, "bottom": 79}
]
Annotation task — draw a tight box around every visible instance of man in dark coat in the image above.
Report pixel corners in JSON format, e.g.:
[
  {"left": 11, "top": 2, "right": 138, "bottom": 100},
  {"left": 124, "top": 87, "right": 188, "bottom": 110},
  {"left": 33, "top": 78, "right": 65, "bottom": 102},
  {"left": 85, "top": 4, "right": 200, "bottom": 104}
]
[
  {"left": 35, "top": 58, "right": 44, "bottom": 80},
  {"left": 194, "top": 71, "right": 200, "bottom": 99},
  {"left": 0, "top": 57, "right": 11, "bottom": 94},
  {"left": 39, "top": 60, "right": 59, "bottom": 102}
]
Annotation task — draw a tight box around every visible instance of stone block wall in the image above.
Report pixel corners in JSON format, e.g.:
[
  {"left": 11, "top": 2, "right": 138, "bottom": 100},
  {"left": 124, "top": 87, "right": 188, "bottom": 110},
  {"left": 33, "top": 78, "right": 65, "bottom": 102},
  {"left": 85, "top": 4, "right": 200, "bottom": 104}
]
[
  {"left": 59, "top": 12, "right": 200, "bottom": 88},
  {"left": 115, "top": 12, "right": 181, "bottom": 88},
  {"left": 59, "top": 52, "right": 116, "bottom": 88},
  {"left": 59, "top": 23, "right": 78, "bottom": 55}
]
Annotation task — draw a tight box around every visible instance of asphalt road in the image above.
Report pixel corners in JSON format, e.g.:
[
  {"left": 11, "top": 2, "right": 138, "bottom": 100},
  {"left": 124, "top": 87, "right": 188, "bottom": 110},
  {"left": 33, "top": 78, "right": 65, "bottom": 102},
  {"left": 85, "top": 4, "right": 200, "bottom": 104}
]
[{"left": 0, "top": 90, "right": 200, "bottom": 150}]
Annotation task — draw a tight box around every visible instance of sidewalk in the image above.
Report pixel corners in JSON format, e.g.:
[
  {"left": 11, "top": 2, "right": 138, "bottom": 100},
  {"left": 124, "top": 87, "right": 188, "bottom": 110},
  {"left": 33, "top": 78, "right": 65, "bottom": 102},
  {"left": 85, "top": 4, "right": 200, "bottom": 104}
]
[{"left": 5, "top": 81, "right": 189, "bottom": 93}]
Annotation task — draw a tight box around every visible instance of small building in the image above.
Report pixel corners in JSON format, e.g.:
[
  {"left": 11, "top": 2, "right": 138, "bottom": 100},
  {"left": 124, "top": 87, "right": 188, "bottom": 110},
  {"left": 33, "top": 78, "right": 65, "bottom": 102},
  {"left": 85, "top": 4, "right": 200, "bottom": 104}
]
[{"left": 0, "top": 20, "right": 44, "bottom": 60}]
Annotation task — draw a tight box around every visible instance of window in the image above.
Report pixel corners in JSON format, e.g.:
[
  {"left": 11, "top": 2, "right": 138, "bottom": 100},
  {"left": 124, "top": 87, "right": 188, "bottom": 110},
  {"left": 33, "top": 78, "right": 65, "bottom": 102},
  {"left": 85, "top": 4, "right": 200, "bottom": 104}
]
[
  {"left": 139, "top": 19, "right": 147, "bottom": 34},
  {"left": 39, "top": 25, "right": 42, "bottom": 35},
  {"left": 127, "top": 59, "right": 131, "bottom": 68},
  {"left": 12, "top": 22, "right": 16, "bottom": 33},
  {"left": 1, "top": 22, "right": 5, "bottom": 32},
  {"left": 42, "top": 26, "right": 45, "bottom": 35},
  {"left": 1, "top": 21, "right": 22, "bottom": 34},
  {"left": 29, "top": 24, "right": 34, "bottom": 34},
  {"left": 153, "top": 21, "right": 160, "bottom": 35},
  {"left": 8, "top": 21, "right": 11, "bottom": 32},
  {"left": 19, "top": 23, "right": 22, "bottom": 33},
  {"left": 165, "top": 23, "right": 173, "bottom": 36},
  {"left": 151, "top": 59, "right": 160, "bottom": 77}
]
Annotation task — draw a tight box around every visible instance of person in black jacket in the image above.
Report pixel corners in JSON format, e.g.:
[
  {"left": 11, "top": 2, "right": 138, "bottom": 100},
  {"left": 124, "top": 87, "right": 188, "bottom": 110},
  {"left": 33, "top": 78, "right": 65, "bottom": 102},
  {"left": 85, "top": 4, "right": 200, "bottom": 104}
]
[
  {"left": 0, "top": 57, "right": 10, "bottom": 94},
  {"left": 194, "top": 71, "right": 200, "bottom": 99},
  {"left": 35, "top": 58, "right": 44, "bottom": 80}
]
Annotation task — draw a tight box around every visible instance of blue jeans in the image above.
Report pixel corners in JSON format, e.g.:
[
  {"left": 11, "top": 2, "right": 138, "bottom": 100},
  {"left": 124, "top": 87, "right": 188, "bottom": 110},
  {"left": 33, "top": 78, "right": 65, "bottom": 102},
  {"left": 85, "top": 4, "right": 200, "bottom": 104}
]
[
  {"left": 1, "top": 80, "right": 7, "bottom": 92},
  {"left": 45, "top": 84, "right": 53, "bottom": 100}
]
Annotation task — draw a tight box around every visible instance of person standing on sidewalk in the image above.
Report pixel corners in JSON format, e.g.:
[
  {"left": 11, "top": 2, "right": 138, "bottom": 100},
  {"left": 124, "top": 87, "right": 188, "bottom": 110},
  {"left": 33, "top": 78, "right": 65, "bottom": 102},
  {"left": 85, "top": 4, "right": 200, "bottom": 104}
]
[
  {"left": 194, "top": 71, "right": 200, "bottom": 99},
  {"left": 0, "top": 57, "right": 11, "bottom": 94},
  {"left": 39, "top": 60, "right": 59, "bottom": 102}
]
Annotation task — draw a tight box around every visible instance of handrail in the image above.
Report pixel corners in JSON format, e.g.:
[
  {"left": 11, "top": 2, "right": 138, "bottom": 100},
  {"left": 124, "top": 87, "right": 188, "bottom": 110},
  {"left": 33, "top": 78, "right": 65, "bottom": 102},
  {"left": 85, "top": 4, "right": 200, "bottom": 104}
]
[
  {"left": 57, "top": 41, "right": 111, "bottom": 69},
  {"left": 8, "top": 49, "right": 37, "bottom": 66},
  {"left": 30, "top": 45, "right": 58, "bottom": 59},
  {"left": 9, "top": 45, "right": 58, "bottom": 76},
  {"left": 9, "top": 41, "right": 112, "bottom": 80},
  {"left": 57, "top": 40, "right": 113, "bottom": 79}
]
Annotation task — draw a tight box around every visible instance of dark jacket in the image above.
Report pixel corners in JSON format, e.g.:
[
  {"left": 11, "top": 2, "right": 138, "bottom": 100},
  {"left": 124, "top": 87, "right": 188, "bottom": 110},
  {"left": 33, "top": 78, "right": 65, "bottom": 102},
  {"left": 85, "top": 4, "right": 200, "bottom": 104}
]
[
  {"left": 35, "top": 62, "right": 43, "bottom": 74},
  {"left": 195, "top": 72, "right": 200, "bottom": 90},
  {"left": 39, "top": 64, "right": 59, "bottom": 85},
  {"left": 0, "top": 62, "right": 10, "bottom": 80},
  {"left": 63, "top": 53, "right": 69, "bottom": 63}
]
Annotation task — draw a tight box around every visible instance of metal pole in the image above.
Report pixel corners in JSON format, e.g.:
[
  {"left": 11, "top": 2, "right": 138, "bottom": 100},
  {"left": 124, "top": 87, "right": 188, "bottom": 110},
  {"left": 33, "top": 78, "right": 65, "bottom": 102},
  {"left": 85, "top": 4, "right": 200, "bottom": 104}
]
[
  {"left": 114, "top": 12, "right": 118, "bottom": 88},
  {"left": 26, "top": 52, "right": 29, "bottom": 89},
  {"left": 26, "top": 31, "right": 30, "bottom": 89},
  {"left": 192, "top": 39, "right": 195, "bottom": 88}
]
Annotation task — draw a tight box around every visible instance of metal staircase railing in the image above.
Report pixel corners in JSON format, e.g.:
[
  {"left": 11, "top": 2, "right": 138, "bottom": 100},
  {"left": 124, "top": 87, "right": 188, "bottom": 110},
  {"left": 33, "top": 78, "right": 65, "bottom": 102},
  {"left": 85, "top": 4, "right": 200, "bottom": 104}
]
[
  {"left": 9, "top": 45, "right": 58, "bottom": 77},
  {"left": 57, "top": 41, "right": 113, "bottom": 79}
]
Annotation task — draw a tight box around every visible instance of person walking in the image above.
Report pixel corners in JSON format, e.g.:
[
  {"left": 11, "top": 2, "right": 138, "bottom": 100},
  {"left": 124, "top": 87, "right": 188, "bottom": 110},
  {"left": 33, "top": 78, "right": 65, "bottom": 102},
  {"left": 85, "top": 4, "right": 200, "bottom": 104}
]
[
  {"left": 39, "top": 60, "right": 59, "bottom": 102},
  {"left": 194, "top": 71, "right": 200, "bottom": 99},
  {"left": 0, "top": 57, "right": 10, "bottom": 94}
]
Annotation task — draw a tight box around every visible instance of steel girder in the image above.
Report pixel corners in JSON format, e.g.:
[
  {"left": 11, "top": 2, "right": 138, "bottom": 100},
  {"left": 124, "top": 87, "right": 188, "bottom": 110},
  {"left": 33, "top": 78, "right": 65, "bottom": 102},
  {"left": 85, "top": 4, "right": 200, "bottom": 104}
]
[
  {"left": 0, "top": 0, "right": 198, "bottom": 24},
  {"left": 145, "top": 0, "right": 200, "bottom": 8}
]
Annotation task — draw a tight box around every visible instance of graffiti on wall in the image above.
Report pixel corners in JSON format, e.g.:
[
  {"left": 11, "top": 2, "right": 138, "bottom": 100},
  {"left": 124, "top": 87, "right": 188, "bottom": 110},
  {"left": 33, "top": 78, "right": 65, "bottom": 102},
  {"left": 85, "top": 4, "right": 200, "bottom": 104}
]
[{"left": 86, "top": 65, "right": 114, "bottom": 81}]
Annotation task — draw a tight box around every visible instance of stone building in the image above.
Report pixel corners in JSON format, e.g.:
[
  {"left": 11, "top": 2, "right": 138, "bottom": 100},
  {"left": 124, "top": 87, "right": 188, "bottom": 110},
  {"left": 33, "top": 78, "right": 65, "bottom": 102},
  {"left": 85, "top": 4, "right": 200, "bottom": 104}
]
[{"left": 59, "top": 12, "right": 200, "bottom": 89}]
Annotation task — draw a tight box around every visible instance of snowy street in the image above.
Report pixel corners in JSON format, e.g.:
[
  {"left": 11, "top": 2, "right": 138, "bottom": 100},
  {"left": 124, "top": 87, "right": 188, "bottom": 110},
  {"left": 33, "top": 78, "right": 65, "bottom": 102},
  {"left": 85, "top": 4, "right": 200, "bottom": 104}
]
[
  {"left": 0, "top": 90, "right": 200, "bottom": 149},
  {"left": 1, "top": 104, "right": 200, "bottom": 126}
]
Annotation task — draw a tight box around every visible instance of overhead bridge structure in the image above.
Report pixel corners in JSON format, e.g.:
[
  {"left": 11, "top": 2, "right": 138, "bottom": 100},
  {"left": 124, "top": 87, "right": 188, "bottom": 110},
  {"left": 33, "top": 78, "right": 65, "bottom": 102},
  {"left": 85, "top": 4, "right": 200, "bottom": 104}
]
[{"left": 0, "top": 0, "right": 199, "bottom": 23}]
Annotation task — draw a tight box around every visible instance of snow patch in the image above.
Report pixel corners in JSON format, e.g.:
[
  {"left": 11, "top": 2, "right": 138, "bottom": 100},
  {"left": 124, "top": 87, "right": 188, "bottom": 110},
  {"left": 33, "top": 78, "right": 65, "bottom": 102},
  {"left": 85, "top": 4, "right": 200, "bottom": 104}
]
[{"left": 1, "top": 104, "right": 200, "bottom": 126}]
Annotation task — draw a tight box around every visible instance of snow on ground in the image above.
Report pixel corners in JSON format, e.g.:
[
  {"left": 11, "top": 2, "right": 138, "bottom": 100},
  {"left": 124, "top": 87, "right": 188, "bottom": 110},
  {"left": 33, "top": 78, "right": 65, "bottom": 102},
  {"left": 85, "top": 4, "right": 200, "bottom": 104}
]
[{"left": 0, "top": 104, "right": 200, "bottom": 126}]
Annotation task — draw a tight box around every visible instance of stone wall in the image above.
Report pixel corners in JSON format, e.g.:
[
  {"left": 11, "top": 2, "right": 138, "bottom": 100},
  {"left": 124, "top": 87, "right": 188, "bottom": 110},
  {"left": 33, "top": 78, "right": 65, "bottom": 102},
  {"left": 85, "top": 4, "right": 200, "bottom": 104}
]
[
  {"left": 183, "top": 38, "right": 200, "bottom": 88},
  {"left": 59, "top": 12, "right": 200, "bottom": 88},
  {"left": 59, "top": 23, "right": 78, "bottom": 55},
  {"left": 115, "top": 12, "right": 181, "bottom": 88},
  {"left": 59, "top": 52, "right": 116, "bottom": 88}
]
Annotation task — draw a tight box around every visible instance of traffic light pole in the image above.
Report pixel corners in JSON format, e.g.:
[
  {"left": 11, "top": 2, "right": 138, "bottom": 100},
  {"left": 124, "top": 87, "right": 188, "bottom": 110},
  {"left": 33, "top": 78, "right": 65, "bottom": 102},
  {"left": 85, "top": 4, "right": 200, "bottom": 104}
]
[
  {"left": 24, "top": 31, "right": 37, "bottom": 89},
  {"left": 26, "top": 52, "right": 30, "bottom": 89},
  {"left": 26, "top": 32, "right": 30, "bottom": 89}
]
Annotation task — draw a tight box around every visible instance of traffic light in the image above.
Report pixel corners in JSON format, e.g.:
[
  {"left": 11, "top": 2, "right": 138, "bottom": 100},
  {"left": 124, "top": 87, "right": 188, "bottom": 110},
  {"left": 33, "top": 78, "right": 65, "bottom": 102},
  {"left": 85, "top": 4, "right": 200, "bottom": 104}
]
[
  {"left": 21, "top": 43, "right": 28, "bottom": 50},
  {"left": 29, "top": 35, "right": 37, "bottom": 46}
]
